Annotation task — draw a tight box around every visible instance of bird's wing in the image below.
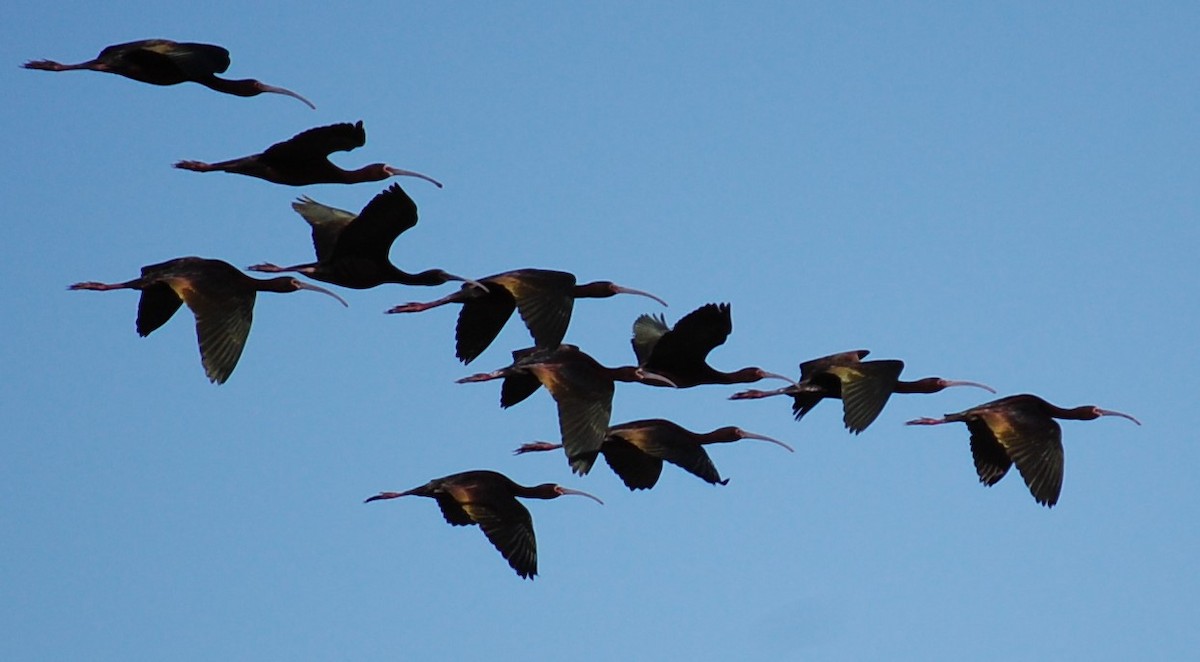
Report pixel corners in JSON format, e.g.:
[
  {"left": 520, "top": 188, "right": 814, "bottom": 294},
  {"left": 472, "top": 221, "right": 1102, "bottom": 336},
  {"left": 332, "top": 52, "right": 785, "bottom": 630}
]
[
  {"left": 966, "top": 419, "right": 1013, "bottom": 488},
  {"left": 135, "top": 282, "right": 184, "bottom": 337},
  {"left": 432, "top": 494, "right": 474, "bottom": 526},
  {"left": 983, "top": 409, "right": 1065, "bottom": 507},
  {"left": 264, "top": 121, "right": 366, "bottom": 162},
  {"left": 160, "top": 41, "right": 232, "bottom": 77},
  {"left": 499, "top": 371, "right": 543, "bottom": 408},
  {"left": 830, "top": 359, "right": 904, "bottom": 433},
  {"left": 543, "top": 373, "right": 613, "bottom": 476},
  {"left": 291, "top": 196, "right": 357, "bottom": 262},
  {"left": 601, "top": 437, "right": 664, "bottom": 490},
  {"left": 798, "top": 350, "right": 869, "bottom": 381},
  {"left": 660, "top": 445, "right": 724, "bottom": 485},
  {"left": 630, "top": 313, "right": 669, "bottom": 365},
  {"left": 459, "top": 495, "right": 538, "bottom": 579},
  {"left": 662, "top": 303, "right": 732, "bottom": 360},
  {"left": 173, "top": 280, "right": 254, "bottom": 385},
  {"left": 332, "top": 183, "right": 418, "bottom": 262},
  {"left": 456, "top": 286, "right": 518, "bottom": 365},
  {"left": 492, "top": 271, "right": 577, "bottom": 349}
]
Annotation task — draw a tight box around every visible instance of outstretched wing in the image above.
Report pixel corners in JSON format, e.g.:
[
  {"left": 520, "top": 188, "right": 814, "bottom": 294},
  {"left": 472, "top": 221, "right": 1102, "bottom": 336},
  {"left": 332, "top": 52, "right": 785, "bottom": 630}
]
[
  {"left": 630, "top": 313, "right": 669, "bottom": 365},
  {"left": 264, "top": 121, "right": 366, "bottom": 162},
  {"left": 601, "top": 437, "right": 663, "bottom": 490},
  {"left": 457, "top": 285, "right": 518, "bottom": 365},
  {"left": 983, "top": 409, "right": 1065, "bottom": 507},
  {"left": 160, "top": 41, "right": 232, "bottom": 77},
  {"left": 290, "top": 196, "right": 357, "bottom": 262},
  {"left": 461, "top": 495, "right": 538, "bottom": 579},
  {"left": 492, "top": 270, "right": 577, "bottom": 349},
  {"left": 830, "top": 359, "right": 904, "bottom": 433},
  {"left": 332, "top": 183, "right": 418, "bottom": 262}
]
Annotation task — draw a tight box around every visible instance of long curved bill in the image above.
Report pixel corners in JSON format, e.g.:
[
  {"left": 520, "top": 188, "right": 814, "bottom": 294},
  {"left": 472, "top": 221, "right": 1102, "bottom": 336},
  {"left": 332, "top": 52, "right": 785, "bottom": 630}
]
[
  {"left": 941, "top": 379, "right": 996, "bottom": 393},
  {"left": 297, "top": 281, "right": 349, "bottom": 307},
  {"left": 385, "top": 166, "right": 444, "bottom": 189},
  {"left": 759, "top": 371, "right": 799, "bottom": 386},
  {"left": 614, "top": 285, "right": 668, "bottom": 307},
  {"left": 1098, "top": 408, "right": 1141, "bottom": 425},
  {"left": 259, "top": 83, "right": 317, "bottom": 110},
  {"left": 740, "top": 431, "right": 795, "bottom": 452},
  {"left": 635, "top": 369, "right": 677, "bottom": 388},
  {"left": 556, "top": 486, "right": 604, "bottom": 505}
]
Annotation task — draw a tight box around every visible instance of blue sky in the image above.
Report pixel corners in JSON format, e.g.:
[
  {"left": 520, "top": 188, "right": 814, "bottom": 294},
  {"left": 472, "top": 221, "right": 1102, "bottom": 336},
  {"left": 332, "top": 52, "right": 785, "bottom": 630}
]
[{"left": 3, "top": 3, "right": 1197, "bottom": 660}]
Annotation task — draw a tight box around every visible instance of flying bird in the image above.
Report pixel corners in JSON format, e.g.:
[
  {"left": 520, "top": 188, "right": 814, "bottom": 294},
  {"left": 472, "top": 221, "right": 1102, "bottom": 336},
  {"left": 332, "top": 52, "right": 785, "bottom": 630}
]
[
  {"left": 174, "top": 121, "right": 442, "bottom": 187},
  {"left": 515, "top": 418, "right": 793, "bottom": 488},
  {"left": 248, "top": 184, "right": 482, "bottom": 289},
  {"left": 906, "top": 393, "right": 1140, "bottom": 507},
  {"left": 388, "top": 268, "right": 666, "bottom": 364},
  {"left": 457, "top": 345, "right": 676, "bottom": 474},
  {"left": 23, "top": 39, "right": 315, "bottom": 108},
  {"left": 730, "top": 350, "right": 994, "bottom": 433},
  {"left": 364, "top": 469, "right": 602, "bottom": 579},
  {"left": 69, "top": 256, "right": 346, "bottom": 384},
  {"left": 631, "top": 303, "right": 794, "bottom": 387}
]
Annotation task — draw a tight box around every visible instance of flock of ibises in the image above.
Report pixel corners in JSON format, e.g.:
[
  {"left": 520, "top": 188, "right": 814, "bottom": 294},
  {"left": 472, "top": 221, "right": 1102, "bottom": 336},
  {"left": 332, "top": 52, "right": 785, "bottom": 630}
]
[{"left": 29, "top": 39, "right": 1141, "bottom": 579}]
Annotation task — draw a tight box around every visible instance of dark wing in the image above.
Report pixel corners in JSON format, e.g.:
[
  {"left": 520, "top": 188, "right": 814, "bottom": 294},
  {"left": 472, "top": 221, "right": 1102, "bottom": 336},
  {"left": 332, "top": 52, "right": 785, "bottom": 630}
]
[
  {"left": 541, "top": 368, "right": 614, "bottom": 476},
  {"left": 135, "top": 282, "right": 184, "bottom": 336},
  {"left": 798, "top": 349, "right": 870, "bottom": 381},
  {"left": 601, "top": 437, "right": 663, "bottom": 490},
  {"left": 160, "top": 41, "right": 232, "bottom": 77},
  {"left": 492, "top": 270, "right": 577, "bottom": 349},
  {"left": 641, "top": 303, "right": 732, "bottom": 374},
  {"left": 432, "top": 494, "right": 474, "bottom": 526},
  {"left": 263, "top": 121, "right": 366, "bottom": 163},
  {"left": 966, "top": 419, "right": 1013, "bottom": 488},
  {"left": 630, "top": 313, "right": 669, "bottom": 366},
  {"left": 461, "top": 495, "right": 538, "bottom": 579},
  {"left": 290, "top": 196, "right": 357, "bottom": 262},
  {"left": 499, "top": 371, "right": 543, "bottom": 408},
  {"left": 456, "top": 285, "right": 518, "bottom": 365},
  {"left": 829, "top": 360, "right": 904, "bottom": 433},
  {"left": 620, "top": 428, "right": 725, "bottom": 485},
  {"left": 172, "top": 277, "right": 255, "bottom": 385},
  {"left": 984, "top": 408, "right": 1065, "bottom": 507},
  {"left": 331, "top": 183, "right": 418, "bottom": 263}
]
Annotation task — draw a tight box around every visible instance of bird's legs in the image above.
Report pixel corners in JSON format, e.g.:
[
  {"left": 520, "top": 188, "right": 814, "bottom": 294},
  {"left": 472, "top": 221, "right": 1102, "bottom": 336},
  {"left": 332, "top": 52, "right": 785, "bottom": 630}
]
[
  {"left": 905, "top": 417, "right": 950, "bottom": 426},
  {"left": 22, "top": 59, "right": 103, "bottom": 72},
  {"left": 68, "top": 280, "right": 137, "bottom": 291},
  {"left": 455, "top": 369, "right": 510, "bottom": 384},
  {"left": 728, "top": 385, "right": 797, "bottom": 400},
  {"left": 513, "top": 442, "right": 564, "bottom": 455},
  {"left": 386, "top": 290, "right": 468, "bottom": 314}
]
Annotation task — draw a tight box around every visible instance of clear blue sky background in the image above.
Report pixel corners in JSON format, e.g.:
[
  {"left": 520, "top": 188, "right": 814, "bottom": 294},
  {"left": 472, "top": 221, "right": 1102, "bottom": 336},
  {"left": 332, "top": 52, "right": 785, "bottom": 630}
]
[{"left": 4, "top": 3, "right": 1196, "bottom": 660}]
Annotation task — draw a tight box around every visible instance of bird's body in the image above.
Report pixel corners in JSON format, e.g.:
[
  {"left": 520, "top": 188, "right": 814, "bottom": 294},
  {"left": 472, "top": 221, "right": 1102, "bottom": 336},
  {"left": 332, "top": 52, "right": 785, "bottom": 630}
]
[
  {"left": 388, "top": 268, "right": 666, "bottom": 364},
  {"left": 69, "top": 256, "right": 346, "bottom": 383},
  {"left": 515, "top": 418, "right": 793, "bottom": 488},
  {"left": 174, "top": 121, "right": 442, "bottom": 187},
  {"left": 457, "top": 345, "right": 676, "bottom": 474},
  {"left": 906, "top": 394, "right": 1140, "bottom": 507},
  {"left": 632, "top": 303, "right": 792, "bottom": 387},
  {"left": 248, "top": 184, "right": 478, "bottom": 289},
  {"left": 23, "top": 39, "right": 315, "bottom": 108},
  {"left": 364, "top": 469, "right": 602, "bottom": 579},
  {"left": 730, "top": 350, "right": 994, "bottom": 433}
]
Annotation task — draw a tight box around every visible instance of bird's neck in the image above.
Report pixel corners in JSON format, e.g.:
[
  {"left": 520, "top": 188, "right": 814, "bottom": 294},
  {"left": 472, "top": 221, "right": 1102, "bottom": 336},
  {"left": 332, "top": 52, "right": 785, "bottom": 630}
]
[
  {"left": 894, "top": 377, "right": 944, "bottom": 394},
  {"left": 572, "top": 281, "right": 615, "bottom": 299}
]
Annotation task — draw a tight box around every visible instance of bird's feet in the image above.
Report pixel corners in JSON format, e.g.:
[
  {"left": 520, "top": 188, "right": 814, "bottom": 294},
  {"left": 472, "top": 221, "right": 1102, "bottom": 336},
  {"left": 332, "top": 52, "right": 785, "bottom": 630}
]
[
  {"left": 905, "top": 417, "right": 947, "bottom": 426},
  {"left": 22, "top": 59, "right": 66, "bottom": 71},
  {"left": 247, "top": 263, "right": 285, "bottom": 273},
  {"left": 174, "top": 160, "right": 215, "bottom": 172},
  {"left": 729, "top": 388, "right": 784, "bottom": 400},
  {"left": 513, "top": 442, "right": 563, "bottom": 455},
  {"left": 385, "top": 302, "right": 433, "bottom": 314},
  {"left": 68, "top": 281, "right": 115, "bottom": 291},
  {"left": 455, "top": 370, "right": 506, "bottom": 384}
]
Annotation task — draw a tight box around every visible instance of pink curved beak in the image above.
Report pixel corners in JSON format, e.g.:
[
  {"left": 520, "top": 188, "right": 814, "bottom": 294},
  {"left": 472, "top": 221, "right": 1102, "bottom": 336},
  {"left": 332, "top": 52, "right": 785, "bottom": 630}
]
[
  {"left": 941, "top": 379, "right": 996, "bottom": 393},
  {"left": 1098, "top": 408, "right": 1141, "bottom": 425},
  {"left": 556, "top": 486, "right": 604, "bottom": 505},
  {"left": 614, "top": 285, "right": 667, "bottom": 307},
  {"left": 297, "top": 281, "right": 348, "bottom": 307},
  {"left": 384, "top": 166, "right": 444, "bottom": 189},
  {"left": 740, "top": 431, "right": 795, "bottom": 453},
  {"left": 259, "top": 83, "right": 316, "bottom": 110}
]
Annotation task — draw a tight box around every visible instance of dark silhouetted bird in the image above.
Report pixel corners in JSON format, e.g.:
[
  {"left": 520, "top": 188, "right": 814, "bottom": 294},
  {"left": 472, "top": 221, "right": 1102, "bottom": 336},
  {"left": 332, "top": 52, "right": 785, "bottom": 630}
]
[
  {"left": 906, "top": 393, "right": 1140, "bottom": 507},
  {"left": 515, "top": 418, "right": 793, "bottom": 488},
  {"left": 457, "top": 345, "right": 676, "bottom": 474},
  {"left": 364, "top": 469, "right": 602, "bottom": 579},
  {"left": 631, "top": 303, "right": 793, "bottom": 387},
  {"left": 69, "top": 256, "right": 346, "bottom": 383},
  {"left": 388, "top": 268, "right": 666, "bottom": 364},
  {"left": 23, "top": 39, "right": 314, "bottom": 108},
  {"left": 248, "top": 184, "right": 481, "bottom": 289},
  {"left": 174, "top": 121, "right": 441, "bottom": 187},
  {"left": 730, "top": 350, "right": 994, "bottom": 433}
]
